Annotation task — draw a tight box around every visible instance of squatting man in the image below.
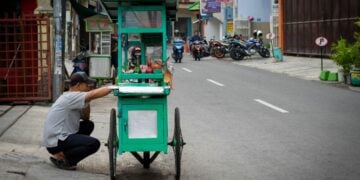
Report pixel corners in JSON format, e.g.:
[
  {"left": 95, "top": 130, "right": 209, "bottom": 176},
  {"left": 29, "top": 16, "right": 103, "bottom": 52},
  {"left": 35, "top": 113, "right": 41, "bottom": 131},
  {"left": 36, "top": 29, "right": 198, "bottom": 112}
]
[{"left": 43, "top": 72, "right": 117, "bottom": 170}]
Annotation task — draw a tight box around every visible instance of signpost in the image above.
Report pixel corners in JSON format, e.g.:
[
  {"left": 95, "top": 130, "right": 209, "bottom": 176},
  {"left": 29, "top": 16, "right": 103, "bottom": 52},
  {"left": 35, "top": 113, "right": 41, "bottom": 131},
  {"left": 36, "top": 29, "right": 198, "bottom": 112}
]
[
  {"left": 315, "top": 36, "right": 328, "bottom": 71},
  {"left": 266, "top": 32, "right": 275, "bottom": 40},
  {"left": 266, "top": 33, "right": 276, "bottom": 57}
]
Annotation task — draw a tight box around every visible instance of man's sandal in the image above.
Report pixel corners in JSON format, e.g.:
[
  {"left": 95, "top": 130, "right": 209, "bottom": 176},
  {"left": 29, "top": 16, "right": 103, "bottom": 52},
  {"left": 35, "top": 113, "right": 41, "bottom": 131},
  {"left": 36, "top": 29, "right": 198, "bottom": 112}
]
[{"left": 49, "top": 157, "right": 76, "bottom": 170}]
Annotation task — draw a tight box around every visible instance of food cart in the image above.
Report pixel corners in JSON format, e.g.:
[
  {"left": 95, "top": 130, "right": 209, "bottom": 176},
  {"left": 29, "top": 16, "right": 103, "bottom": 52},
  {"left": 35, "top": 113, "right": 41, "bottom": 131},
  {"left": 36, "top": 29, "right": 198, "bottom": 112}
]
[
  {"left": 84, "top": 14, "right": 114, "bottom": 85},
  {"left": 103, "top": 0, "right": 185, "bottom": 179}
]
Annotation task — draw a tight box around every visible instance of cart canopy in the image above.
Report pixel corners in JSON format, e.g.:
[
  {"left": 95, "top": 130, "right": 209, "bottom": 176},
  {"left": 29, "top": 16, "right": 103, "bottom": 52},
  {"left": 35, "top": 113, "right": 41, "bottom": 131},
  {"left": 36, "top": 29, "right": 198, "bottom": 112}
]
[{"left": 100, "top": 0, "right": 178, "bottom": 22}]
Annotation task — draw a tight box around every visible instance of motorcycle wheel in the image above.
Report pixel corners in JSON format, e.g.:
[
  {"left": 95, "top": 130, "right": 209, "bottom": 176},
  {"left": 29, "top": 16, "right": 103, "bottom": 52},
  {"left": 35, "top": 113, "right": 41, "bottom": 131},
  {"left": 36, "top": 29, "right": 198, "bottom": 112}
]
[
  {"left": 209, "top": 47, "right": 214, "bottom": 56},
  {"left": 230, "top": 48, "right": 244, "bottom": 61},
  {"left": 179, "top": 54, "right": 183, "bottom": 63},
  {"left": 195, "top": 55, "right": 200, "bottom": 61},
  {"left": 213, "top": 47, "right": 225, "bottom": 58},
  {"left": 259, "top": 48, "right": 270, "bottom": 58}
]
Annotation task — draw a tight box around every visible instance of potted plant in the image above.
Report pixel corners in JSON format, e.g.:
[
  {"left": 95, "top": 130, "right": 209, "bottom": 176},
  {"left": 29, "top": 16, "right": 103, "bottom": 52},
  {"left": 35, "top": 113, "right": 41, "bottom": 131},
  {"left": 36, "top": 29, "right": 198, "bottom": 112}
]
[
  {"left": 330, "top": 18, "right": 360, "bottom": 84},
  {"left": 330, "top": 38, "right": 354, "bottom": 84},
  {"left": 350, "top": 19, "right": 360, "bottom": 86}
]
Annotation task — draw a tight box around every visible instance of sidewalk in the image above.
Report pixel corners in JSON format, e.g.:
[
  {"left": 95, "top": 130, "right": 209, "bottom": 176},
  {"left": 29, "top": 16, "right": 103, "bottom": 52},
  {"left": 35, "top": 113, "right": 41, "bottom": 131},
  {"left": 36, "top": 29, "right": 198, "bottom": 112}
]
[
  {"left": 234, "top": 55, "right": 338, "bottom": 80},
  {"left": 230, "top": 55, "right": 360, "bottom": 92},
  {"left": 0, "top": 55, "right": 359, "bottom": 179},
  {"left": 0, "top": 98, "right": 114, "bottom": 179},
  {"left": 0, "top": 96, "right": 171, "bottom": 179}
]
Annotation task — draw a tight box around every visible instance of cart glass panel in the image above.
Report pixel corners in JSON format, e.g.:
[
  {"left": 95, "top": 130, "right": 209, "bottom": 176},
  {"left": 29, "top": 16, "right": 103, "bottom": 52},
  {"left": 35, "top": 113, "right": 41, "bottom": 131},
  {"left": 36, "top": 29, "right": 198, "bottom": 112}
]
[
  {"left": 120, "top": 103, "right": 167, "bottom": 152},
  {"left": 146, "top": 46, "right": 163, "bottom": 62},
  {"left": 128, "top": 110, "right": 157, "bottom": 139},
  {"left": 122, "top": 11, "right": 162, "bottom": 28}
]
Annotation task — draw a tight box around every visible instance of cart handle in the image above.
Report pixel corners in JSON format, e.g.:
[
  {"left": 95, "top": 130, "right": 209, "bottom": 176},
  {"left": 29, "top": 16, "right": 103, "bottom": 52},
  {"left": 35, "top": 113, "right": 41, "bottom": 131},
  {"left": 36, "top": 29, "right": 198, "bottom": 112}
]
[{"left": 108, "top": 85, "right": 170, "bottom": 95}]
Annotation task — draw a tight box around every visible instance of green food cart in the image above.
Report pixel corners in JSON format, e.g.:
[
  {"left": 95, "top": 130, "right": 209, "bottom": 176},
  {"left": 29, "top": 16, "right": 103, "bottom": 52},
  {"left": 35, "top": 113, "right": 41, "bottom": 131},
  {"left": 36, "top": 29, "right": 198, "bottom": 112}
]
[
  {"left": 84, "top": 15, "right": 114, "bottom": 85},
  {"left": 101, "top": 0, "right": 185, "bottom": 179}
]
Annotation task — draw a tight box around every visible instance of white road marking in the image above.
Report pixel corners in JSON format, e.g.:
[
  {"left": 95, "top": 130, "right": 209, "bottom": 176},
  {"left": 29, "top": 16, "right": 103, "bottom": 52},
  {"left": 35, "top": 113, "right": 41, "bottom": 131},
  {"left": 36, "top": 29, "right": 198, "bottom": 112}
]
[
  {"left": 182, "top": 67, "right": 192, "bottom": 72},
  {"left": 207, "top": 79, "right": 225, "bottom": 87},
  {"left": 254, "top": 99, "right": 289, "bottom": 113}
]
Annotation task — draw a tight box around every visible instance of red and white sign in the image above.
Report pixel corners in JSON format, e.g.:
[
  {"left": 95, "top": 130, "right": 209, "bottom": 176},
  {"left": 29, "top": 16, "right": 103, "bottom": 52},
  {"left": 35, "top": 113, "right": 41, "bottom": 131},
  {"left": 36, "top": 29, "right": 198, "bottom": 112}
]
[
  {"left": 266, "top": 33, "right": 275, "bottom": 40},
  {"left": 315, "top": 37, "right": 328, "bottom": 47}
]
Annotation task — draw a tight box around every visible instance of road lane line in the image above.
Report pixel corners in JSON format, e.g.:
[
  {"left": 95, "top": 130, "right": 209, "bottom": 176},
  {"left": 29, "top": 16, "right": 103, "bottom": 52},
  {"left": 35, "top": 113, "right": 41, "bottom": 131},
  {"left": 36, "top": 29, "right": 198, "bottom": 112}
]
[
  {"left": 207, "top": 79, "right": 225, "bottom": 87},
  {"left": 254, "top": 99, "right": 289, "bottom": 113},
  {"left": 182, "top": 67, "right": 192, "bottom": 72}
]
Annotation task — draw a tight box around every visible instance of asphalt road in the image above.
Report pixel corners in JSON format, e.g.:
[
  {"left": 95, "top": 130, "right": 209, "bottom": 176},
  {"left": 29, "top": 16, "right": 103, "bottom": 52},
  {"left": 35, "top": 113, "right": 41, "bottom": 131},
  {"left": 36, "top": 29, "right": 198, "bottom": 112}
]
[
  {"left": 167, "top": 55, "right": 360, "bottom": 180},
  {"left": 1, "top": 55, "right": 360, "bottom": 180}
]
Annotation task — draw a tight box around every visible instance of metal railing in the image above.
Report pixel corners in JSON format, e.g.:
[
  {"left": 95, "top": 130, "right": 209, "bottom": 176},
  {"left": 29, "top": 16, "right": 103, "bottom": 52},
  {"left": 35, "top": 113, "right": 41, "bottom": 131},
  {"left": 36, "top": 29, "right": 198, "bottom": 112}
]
[{"left": 0, "top": 16, "right": 51, "bottom": 102}]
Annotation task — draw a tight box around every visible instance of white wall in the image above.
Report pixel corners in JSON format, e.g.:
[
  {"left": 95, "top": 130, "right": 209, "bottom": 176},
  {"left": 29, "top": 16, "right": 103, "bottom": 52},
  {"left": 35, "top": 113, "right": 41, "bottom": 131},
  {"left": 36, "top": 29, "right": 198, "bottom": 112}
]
[
  {"left": 204, "top": 18, "right": 222, "bottom": 41},
  {"left": 237, "top": 0, "right": 271, "bottom": 22},
  {"left": 204, "top": 6, "right": 224, "bottom": 40}
]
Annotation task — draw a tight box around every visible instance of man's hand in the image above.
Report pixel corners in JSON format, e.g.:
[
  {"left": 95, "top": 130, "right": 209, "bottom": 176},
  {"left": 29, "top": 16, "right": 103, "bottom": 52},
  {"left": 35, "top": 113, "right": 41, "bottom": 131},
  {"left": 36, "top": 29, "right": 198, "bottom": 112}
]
[{"left": 107, "top": 85, "right": 119, "bottom": 90}]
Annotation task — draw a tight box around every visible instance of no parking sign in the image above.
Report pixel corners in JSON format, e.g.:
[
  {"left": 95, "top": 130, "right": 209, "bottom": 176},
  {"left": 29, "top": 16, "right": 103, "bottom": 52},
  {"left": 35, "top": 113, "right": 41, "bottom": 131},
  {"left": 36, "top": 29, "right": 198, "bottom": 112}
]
[
  {"left": 315, "top": 36, "right": 328, "bottom": 71},
  {"left": 315, "top": 37, "right": 328, "bottom": 47},
  {"left": 266, "top": 33, "right": 275, "bottom": 40}
]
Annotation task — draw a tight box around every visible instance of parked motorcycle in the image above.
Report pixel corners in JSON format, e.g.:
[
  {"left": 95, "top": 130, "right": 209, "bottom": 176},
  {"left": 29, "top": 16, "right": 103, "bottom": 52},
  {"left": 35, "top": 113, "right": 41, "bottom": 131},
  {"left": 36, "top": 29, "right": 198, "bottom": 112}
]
[
  {"left": 208, "top": 38, "right": 215, "bottom": 56},
  {"left": 191, "top": 40, "right": 204, "bottom": 61},
  {"left": 209, "top": 39, "right": 223, "bottom": 58},
  {"left": 212, "top": 39, "right": 239, "bottom": 59},
  {"left": 71, "top": 46, "right": 89, "bottom": 76},
  {"left": 230, "top": 38, "right": 270, "bottom": 60},
  {"left": 171, "top": 39, "right": 184, "bottom": 63},
  {"left": 201, "top": 38, "right": 211, "bottom": 57}
]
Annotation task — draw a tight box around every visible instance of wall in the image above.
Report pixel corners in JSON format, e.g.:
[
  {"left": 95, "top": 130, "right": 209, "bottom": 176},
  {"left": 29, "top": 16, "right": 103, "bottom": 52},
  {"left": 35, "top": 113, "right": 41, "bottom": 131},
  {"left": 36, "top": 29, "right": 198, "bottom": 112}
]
[
  {"left": 204, "top": 18, "right": 222, "bottom": 41},
  {"left": 283, "top": 0, "right": 360, "bottom": 56},
  {"left": 176, "top": 9, "right": 198, "bottom": 40},
  {"left": 252, "top": 22, "right": 271, "bottom": 45},
  {"left": 237, "top": 0, "right": 271, "bottom": 22}
]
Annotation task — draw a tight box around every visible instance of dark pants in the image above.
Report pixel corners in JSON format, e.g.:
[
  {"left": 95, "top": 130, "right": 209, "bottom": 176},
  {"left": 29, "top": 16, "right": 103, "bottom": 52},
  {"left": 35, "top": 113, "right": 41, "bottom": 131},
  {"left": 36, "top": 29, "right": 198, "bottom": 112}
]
[{"left": 47, "top": 121, "right": 100, "bottom": 166}]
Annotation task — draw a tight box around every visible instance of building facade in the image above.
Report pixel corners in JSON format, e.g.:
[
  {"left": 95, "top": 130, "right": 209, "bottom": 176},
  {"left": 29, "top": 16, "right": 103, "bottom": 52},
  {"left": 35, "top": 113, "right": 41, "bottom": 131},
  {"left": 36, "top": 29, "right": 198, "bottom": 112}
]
[{"left": 279, "top": 0, "right": 360, "bottom": 56}]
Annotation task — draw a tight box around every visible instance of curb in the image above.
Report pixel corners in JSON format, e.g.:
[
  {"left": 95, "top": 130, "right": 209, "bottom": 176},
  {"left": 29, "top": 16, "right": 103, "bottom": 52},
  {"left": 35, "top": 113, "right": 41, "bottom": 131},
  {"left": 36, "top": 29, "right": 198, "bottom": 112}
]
[{"left": 349, "top": 85, "right": 360, "bottom": 92}]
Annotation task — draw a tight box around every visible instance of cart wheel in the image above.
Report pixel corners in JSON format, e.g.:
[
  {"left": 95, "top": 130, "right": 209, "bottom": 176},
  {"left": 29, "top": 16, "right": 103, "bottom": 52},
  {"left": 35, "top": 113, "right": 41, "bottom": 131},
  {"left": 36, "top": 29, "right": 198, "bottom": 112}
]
[
  {"left": 171, "top": 107, "right": 185, "bottom": 179},
  {"left": 108, "top": 108, "right": 118, "bottom": 180}
]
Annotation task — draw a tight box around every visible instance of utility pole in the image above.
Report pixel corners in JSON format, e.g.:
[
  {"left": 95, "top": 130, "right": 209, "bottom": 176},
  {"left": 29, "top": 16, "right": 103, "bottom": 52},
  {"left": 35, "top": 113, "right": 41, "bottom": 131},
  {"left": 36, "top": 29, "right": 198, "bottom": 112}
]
[{"left": 53, "top": 0, "right": 66, "bottom": 101}]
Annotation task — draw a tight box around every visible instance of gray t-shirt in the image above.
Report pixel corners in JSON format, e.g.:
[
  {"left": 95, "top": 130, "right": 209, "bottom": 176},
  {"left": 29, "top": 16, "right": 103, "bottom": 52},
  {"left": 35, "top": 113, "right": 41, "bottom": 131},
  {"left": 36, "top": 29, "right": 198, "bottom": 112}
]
[{"left": 43, "top": 92, "right": 88, "bottom": 148}]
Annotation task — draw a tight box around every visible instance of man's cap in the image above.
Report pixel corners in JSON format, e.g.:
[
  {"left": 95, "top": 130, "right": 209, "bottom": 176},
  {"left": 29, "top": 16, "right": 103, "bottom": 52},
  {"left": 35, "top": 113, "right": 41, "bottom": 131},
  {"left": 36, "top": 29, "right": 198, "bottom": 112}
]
[{"left": 70, "top": 72, "right": 96, "bottom": 86}]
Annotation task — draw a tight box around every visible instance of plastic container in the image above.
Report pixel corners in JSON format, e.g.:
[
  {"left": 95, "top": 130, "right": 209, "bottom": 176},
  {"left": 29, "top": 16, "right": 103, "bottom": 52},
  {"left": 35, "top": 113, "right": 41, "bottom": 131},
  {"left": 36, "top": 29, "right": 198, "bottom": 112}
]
[
  {"left": 319, "top": 70, "right": 329, "bottom": 81},
  {"left": 351, "top": 69, "right": 360, "bottom": 86},
  {"left": 328, "top": 72, "right": 338, "bottom": 81}
]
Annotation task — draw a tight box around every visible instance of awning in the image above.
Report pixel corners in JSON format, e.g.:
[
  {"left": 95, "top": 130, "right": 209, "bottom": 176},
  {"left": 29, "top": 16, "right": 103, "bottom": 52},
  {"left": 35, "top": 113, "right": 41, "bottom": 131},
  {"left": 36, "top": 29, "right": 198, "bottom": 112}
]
[
  {"left": 187, "top": 2, "right": 199, "bottom": 11},
  {"left": 84, "top": 15, "right": 113, "bottom": 32},
  {"left": 69, "top": 0, "right": 97, "bottom": 19}
]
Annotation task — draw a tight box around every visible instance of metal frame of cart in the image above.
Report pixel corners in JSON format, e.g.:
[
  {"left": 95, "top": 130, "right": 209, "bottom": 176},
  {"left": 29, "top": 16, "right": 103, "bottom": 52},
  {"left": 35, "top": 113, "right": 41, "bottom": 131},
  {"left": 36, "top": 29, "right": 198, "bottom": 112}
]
[{"left": 103, "top": 0, "right": 185, "bottom": 179}]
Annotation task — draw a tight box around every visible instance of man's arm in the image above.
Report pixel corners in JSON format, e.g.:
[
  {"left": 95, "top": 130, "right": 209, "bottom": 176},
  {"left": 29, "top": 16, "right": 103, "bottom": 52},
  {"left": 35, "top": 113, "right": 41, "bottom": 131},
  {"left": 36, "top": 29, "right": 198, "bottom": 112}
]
[
  {"left": 85, "top": 86, "right": 113, "bottom": 102},
  {"left": 81, "top": 105, "right": 90, "bottom": 121}
]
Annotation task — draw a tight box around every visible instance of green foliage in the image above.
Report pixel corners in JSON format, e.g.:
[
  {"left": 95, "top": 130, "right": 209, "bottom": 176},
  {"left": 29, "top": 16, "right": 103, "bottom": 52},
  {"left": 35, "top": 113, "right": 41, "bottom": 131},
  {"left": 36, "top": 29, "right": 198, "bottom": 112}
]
[
  {"left": 331, "top": 38, "right": 353, "bottom": 73},
  {"left": 352, "top": 20, "right": 360, "bottom": 68},
  {"left": 331, "top": 18, "right": 360, "bottom": 73}
]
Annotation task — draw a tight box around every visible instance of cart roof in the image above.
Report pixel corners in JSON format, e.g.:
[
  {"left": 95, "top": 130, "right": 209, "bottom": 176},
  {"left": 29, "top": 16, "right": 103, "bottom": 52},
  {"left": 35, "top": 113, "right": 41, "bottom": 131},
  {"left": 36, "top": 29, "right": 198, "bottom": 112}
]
[{"left": 100, "top": 0, "right": 178, "bottom": 22}]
